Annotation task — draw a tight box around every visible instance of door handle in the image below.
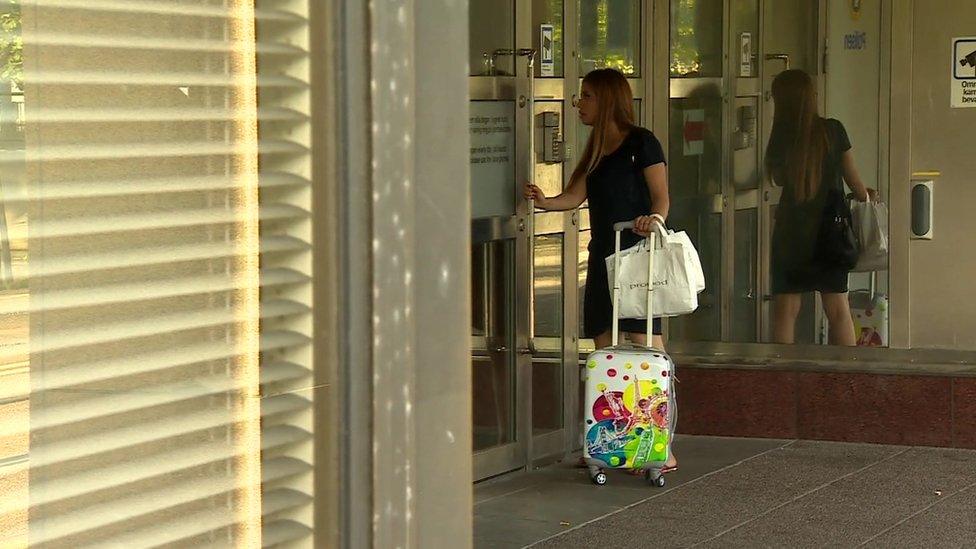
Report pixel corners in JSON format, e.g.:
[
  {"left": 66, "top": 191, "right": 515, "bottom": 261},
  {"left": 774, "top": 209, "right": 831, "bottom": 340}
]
[
  {"left": 490, "top": 48, "right": 536, "bottom": 76},
  {"left": 765, "top": 53, "right": 791, "bottom": 71},
  {"left": 764, "top": 54, "right": 792, "bottom": 101},
  {"left": 517, "top": 344, "right": 536, "bottom": 356}
]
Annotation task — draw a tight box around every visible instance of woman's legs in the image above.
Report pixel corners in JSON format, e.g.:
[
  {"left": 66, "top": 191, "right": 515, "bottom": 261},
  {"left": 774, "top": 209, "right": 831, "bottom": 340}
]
[
  {"left": 772, "top": 293, "right": 803, "bottom": 344},
  {"left": 626, "top": 331, "right": 664, "bottom": 349},
  {"left": 593, "top": 331, "right": 664, "bottom": 349},
  {"left": 593, "top": 330, "right": 613, "bottom": 350},
  {"left": 821, "top": 292, "right": 856, "bottom": 346}
]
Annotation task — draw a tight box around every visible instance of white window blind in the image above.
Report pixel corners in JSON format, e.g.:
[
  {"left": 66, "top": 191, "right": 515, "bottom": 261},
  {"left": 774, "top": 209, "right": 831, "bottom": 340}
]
[{"left": 0, "top": 1, "right": 315, "bottom": 547}]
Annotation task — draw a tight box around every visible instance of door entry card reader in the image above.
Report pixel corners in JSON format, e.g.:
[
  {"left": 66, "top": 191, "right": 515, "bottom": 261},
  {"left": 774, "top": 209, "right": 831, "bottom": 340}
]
[
  {"left": 734, "top": 104, "right": 756, "bottom": 150},
  {"left": 911, "top": 179, "right": 934, "bottom": 240},
  {"left": 536, "top": 111, "right": 565, "bottom": 164}
]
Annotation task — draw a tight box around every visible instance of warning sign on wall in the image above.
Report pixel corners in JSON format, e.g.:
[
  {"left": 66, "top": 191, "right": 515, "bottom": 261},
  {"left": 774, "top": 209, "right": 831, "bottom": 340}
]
[
  {"left": 540, "top": 25, "right": 554, "bottom": 77},
  {"left": 683, "top": 109, "right": 705, "bottom": 156},
  {"left": 951, "top": 37, "right": 976, "bottom": 108}
]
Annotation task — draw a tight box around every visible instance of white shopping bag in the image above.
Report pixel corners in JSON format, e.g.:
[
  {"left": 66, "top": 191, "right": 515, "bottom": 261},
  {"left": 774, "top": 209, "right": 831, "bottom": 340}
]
[
  {"left": 606, "top": 225, "right": 699, "bottom": 319},
  {"left": 667, "top": 228, "right": 705, "bottom": 293},
  {"left": 850, "top": 198, "right": 888, "bottom": 272}
]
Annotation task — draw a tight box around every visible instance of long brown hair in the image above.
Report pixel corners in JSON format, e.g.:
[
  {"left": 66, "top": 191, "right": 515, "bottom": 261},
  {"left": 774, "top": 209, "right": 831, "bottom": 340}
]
[
  {"left": 765, "top": 70, "right": 828, "bottom": 203},
  {"left": 570, "top": 69, "right": 636, "bottom": 186}
]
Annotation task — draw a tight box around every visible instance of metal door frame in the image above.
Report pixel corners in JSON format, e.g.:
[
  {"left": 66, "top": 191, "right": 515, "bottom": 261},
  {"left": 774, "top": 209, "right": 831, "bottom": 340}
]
[
  {"left": 469, "top": 0, "right": 572, "bottom": 481},
  {"left": 469, "top": 68, "right": 535, "bottom": 480}
]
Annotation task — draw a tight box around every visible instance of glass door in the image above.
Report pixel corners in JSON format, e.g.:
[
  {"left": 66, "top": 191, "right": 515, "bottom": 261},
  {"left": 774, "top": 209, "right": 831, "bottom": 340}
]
[
  {"left": 667, "top": 0, "right": 727, "bottom": 342},
  {"left": 469, "top": 0, "right": 532, "bottom": 477},
  {"left": 758, "top": 0, "right": 823, "bottom": 344},
  {"left": 730, "top": 0, "right": 762, "bottom": 343},
  {"left": 470, "top": 0, "right": 576, "bottom": 480},
  {"left": 470, "top": 0, "right": 597, "bottom": 479},
  {"left": 666, "top": 0, "right": 826, "bottom": 348}
]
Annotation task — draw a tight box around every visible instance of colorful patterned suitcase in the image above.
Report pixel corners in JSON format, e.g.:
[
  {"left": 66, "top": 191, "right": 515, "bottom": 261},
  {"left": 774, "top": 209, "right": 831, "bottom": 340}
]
[
  {"left": 583, "top": 221, "right": 676, "bottom": 487},
  {"left": 851, "top": 290, "right": 888, "bottom": 347}
]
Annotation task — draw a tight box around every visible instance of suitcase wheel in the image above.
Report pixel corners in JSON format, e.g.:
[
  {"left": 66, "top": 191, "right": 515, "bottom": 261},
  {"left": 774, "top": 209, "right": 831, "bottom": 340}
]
[
  {"left": 645, "top": 469, "right": 666, "bottom": 488},
  {"left": 591, "top": 471, "right": 608, "bottom": 486}
]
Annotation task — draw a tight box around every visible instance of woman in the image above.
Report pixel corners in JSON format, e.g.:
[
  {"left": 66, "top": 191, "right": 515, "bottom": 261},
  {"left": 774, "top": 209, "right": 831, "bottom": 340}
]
[
  {"left": 766, "top": 69, "right": 875, "bottom": 345},
  {"left": 523, "top": 68, "right": 675, "bottom": 472}
]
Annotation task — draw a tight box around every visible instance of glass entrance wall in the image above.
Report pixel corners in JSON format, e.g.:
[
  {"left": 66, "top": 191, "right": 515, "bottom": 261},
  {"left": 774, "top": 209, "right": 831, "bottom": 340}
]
[
  {"left": 666, "top": 92, "right": 724, "bottom": 341},
  {"left": 468, "top": 0, "right": 656, "bottom": 466},
  {"left": 466, "top": 2, "right": 902, "bottom": 489},
  {"left": 578, "top": 0, "right": 642, "bottom": 75},
  {"left": 468, "top": 0, "right": 896, "bottom": 480},
  {"left": 665, "top": 0, "right": 893, "bottom": 350},
  {"left": 533, "top": 233, "right": 564, "bottom": 434},
  {"left": 666, "top": 0, "right": 725, "bottom": 343},
  {"left": 730, "top": 1, "right": 761, "bottom": 342},
  {"left": 823, "top": 0, "right": 888, "bottom": 347},
  {"left": 472, "top": 240, "right": 517, "bottom": 451},
  {"left": 469, "top": 0, "right": 578, "bottom": 478},
  {"left": 670, "top": 0, "right": 724, "bottom": 78},
  {"left": 470, "top": 0, "right": 516, "bottom": 76},
  {"left": 759, "top": 0, "right": 824, "bottom": 345}
]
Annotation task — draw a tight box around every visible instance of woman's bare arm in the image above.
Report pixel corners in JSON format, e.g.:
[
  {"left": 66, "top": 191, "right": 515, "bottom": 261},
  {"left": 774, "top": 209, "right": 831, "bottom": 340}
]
[
  {"left": 841, "top": 150, "right": 876, "bottom": 202},
  {"left": 523, "top": 175, "right": 587, "bottom": 211},
  {"left": 633, "top": 162, "right": 670, "bottom": 236}
]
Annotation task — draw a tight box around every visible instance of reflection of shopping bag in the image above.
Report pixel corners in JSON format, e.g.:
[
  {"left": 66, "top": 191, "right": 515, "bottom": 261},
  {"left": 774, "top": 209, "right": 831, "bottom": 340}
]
[
  {"left": 605, "top": 225, "right": 699, "bottom": 318},
  {"left": 850, "top": 198, "right": 888, "bottom": 272},
  {"left": 851, "top": 291, "right": 888, "bottom": 347}
]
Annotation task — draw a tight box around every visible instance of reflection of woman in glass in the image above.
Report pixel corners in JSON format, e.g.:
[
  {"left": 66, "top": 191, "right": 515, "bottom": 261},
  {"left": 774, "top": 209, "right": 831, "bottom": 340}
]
[
  {"left": 767, "top": 70, "right": 875, "bottom": 345},
  {"left": 523, "top": 68, "right": 676, "bottom": 472}
]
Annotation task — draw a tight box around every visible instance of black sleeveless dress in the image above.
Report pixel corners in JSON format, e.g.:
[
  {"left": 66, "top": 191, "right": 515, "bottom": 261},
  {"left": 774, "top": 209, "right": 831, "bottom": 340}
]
[
  {"left": 583, "top": 127, "right": 667, "bottom": 338},
  {"left": 769, "top": 118, "right": 852, "bottom": 294}
]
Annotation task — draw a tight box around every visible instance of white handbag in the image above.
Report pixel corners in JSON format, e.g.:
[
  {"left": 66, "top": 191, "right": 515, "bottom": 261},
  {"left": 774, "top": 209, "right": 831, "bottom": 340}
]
[
  {"left": 605, "top": 223, "right": 702, "bottom": 319},
  {"left": 850, "top": 197, "right": 888, "bottom": 272}
]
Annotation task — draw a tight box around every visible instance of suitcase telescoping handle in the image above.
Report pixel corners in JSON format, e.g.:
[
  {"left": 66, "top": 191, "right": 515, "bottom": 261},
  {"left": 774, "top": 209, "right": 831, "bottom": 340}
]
[{"left": 610, "top": 220, "right": 659, "bottom": 346}]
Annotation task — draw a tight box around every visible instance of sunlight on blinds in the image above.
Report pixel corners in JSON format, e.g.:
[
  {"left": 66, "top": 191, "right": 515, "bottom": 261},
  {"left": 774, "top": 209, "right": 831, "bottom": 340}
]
[{"left": 0, "top": 1, "right": 316, "bottom": 547}]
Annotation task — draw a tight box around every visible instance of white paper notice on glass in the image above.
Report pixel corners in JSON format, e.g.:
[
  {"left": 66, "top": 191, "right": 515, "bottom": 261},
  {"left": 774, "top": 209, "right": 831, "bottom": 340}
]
[
  {"left": 952, "top": 37, "right": 976, "bottom": 108},
  {"left": 540, "top": 24, "right": 554, "bottom": 77},
  {"left": 740, "top": 32, "right": 753, "bottom": 77},
  {"left": 470, "top": 101, "right": 516, "bottom": 219}
]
